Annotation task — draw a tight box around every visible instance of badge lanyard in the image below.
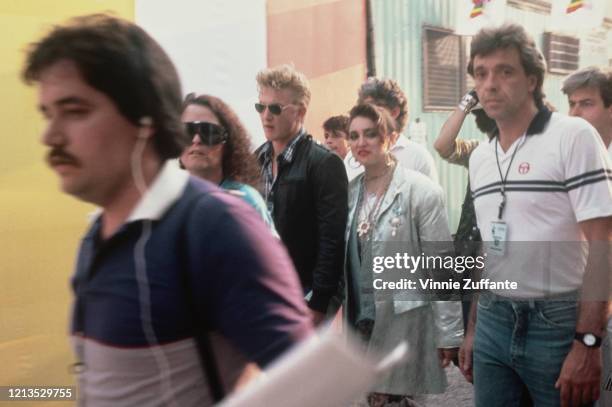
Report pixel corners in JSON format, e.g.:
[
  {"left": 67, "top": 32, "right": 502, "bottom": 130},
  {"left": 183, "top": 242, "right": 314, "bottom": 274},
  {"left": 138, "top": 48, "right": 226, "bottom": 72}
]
[
  {"left": 490, "top": 135, "right": 525, "bottom": 256},
  {"left": 494, "top": 135, "right": 525, "bottom": 220}
]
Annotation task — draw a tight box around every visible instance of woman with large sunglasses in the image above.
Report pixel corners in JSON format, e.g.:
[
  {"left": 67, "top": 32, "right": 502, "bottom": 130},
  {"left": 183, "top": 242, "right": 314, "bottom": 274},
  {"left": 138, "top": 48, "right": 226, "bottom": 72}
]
[
  {"left": 181, "top": 93, "right": 276, "bottom": 233},
  {"left": 345, "top": 103, "right": 463, "bottom": 406}
]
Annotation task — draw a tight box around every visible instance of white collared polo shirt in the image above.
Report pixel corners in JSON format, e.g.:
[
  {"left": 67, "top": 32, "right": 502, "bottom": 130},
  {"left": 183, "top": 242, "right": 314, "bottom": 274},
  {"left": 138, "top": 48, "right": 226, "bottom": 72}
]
[{"left": 469, "top": 111, "right": 612, "bottom": 298}]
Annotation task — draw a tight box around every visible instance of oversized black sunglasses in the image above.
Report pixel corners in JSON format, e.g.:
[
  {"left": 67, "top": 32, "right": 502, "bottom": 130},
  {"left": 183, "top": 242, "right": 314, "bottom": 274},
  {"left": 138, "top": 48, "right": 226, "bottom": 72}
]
[
  {"left": 254, "top": 102, "right": 294, "bottom": 115},
  {"left": 184, "top": 122, "right": 228, "bottom": 145}
]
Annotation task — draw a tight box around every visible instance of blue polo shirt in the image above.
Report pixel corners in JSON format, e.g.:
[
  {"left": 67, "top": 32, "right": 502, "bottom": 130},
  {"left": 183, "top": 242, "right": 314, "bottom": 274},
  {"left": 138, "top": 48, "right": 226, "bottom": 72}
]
[{"left": 71, "top": 162, "right": 311, "bottom": 406}]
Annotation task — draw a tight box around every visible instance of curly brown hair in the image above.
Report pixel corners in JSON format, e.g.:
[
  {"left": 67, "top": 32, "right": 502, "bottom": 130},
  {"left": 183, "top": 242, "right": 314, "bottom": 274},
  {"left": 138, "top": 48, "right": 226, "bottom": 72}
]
[
  {"left": 183, "top": 93, "right": 261, "bottom": 187},
  {"left": 357, "top": 77, "right": 409, "bottom": 133}
]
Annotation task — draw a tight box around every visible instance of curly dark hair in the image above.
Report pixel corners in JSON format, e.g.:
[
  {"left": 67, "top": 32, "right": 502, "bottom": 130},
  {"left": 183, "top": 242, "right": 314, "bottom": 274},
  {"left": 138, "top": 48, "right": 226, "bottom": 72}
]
[
  {"left": 472, "top": 109, "right": 497, "bottom": 137},
  {"left": 183, "top": 93, "right": 261, "bottom": 187},
  {"left": 357, "top": 77, "right": 409, "bottom": 133}
]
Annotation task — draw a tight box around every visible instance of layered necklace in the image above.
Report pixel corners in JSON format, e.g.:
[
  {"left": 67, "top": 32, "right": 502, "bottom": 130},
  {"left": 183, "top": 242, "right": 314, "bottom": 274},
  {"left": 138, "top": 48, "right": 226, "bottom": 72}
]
[{"left": 356, "top": 161, "right": 396, "bottom": 239}]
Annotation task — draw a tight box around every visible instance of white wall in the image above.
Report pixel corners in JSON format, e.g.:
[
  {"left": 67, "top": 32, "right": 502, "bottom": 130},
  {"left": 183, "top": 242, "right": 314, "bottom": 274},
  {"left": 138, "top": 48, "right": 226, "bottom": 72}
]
[{"left": 136, "top": 0, "right": 268, "bottom": 148}]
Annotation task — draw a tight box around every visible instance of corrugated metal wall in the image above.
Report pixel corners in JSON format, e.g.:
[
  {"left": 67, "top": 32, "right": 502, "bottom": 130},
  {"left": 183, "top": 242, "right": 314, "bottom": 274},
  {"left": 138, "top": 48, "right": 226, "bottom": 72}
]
[
  {"left": 371, "top": 0, "right": 611, "bottom": 231},
  {"left": 372, "top": 0, "right": 475, "bottom": 231}
]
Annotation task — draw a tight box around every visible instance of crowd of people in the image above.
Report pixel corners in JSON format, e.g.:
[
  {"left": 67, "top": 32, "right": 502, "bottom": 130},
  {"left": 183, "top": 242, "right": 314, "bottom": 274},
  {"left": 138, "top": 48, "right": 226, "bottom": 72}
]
[{"left": 22, "top": 13, "right": 610, "bottom": 407}]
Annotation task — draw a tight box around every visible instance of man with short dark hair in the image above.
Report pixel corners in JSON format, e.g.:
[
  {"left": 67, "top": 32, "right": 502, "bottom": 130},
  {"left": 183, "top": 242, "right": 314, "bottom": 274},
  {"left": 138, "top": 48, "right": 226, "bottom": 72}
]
[
  {"left": 254, "top": 65, "right": 348, "bottom": 325},
  {"left": 459, "top": 24, "right": 611, "bottom": 406},
  {"left": 24, "top": 14, "right": 312, "bottom": 405},
  {"left": 562, "top": 66, "right": 612, "bottom": 156},
  {"left": 562, "top": 66, "right": 612, "bottom": 407},
  {"left": 343, "top": 77, "right": 439, "bottom": 183},
  {"left": 322, "top": 114, "right": 349, "bottom": 159}
]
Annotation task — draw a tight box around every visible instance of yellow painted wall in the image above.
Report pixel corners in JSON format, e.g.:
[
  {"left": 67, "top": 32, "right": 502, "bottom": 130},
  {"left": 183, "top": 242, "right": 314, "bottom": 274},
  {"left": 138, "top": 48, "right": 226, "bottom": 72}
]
[{"left": 0, "top": 2, "right": 133, "bottom": 404}]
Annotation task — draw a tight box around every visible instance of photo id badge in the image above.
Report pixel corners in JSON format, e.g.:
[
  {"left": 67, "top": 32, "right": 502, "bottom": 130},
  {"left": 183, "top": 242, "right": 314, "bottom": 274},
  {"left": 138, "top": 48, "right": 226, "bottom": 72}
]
[{"left": 489, "top": 221, "right": 508, "bottom": 256}]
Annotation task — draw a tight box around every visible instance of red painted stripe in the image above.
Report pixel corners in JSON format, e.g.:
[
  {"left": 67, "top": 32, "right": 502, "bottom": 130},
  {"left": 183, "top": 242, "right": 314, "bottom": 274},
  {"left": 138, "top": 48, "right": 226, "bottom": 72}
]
[{"left": 267, "top": 0, "right": 366, "bottom": 79}]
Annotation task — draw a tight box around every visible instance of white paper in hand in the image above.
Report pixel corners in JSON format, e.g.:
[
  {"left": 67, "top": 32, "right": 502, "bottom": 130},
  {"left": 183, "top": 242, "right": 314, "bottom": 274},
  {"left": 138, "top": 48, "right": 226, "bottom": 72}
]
[{"left": 219, "top": 330, "right": 407, "bottom": 407}]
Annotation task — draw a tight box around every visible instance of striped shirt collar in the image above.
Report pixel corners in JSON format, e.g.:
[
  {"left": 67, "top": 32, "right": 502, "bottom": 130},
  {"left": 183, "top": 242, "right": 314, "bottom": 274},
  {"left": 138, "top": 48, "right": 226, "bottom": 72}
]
[{"left": 489, "top": 106, "right": 552, "bottom": 142}]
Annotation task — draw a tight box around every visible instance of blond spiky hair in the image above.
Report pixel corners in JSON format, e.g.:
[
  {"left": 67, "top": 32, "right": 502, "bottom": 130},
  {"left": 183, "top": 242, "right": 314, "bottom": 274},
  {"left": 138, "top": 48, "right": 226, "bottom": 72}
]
[{"left": 256, "top": 64, "right": 311, "bottom": 108}]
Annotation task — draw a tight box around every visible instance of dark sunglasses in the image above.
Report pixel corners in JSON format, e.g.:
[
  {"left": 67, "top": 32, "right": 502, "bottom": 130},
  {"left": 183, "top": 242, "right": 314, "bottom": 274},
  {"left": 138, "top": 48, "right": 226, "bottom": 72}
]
[
  {"left": 184, "top": 122, "right": 228, "bottom": 145},
  {"left": 254, "top": 102, "right": 294, "bottom": 115}
]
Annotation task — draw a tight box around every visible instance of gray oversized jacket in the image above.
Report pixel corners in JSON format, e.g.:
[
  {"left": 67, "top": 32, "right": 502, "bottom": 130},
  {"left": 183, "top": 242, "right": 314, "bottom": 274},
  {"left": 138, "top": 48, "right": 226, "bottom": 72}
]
[{"left": 345, "top": 164, "right": 463, "bottom": 395}]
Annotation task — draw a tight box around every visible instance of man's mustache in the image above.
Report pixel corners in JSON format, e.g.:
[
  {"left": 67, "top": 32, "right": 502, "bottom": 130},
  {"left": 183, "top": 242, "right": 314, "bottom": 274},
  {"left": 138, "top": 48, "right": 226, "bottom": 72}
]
[{"left": 46, "top": 148, "right": 80, "bottom": 167}]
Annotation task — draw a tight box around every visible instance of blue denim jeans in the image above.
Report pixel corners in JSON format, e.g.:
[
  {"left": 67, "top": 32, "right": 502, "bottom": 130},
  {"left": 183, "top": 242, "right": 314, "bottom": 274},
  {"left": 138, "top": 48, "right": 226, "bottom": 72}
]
[{"left": 473, "top": 290, "right": 592, "bottom": 407}]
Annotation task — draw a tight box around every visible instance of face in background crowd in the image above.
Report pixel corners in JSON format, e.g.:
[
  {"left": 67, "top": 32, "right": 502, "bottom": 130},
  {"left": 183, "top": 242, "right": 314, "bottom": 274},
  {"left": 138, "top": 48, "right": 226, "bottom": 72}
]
[
  {"left": 39, "top": 59, "right": 147, "bottom": 207},
  {"left": 348, "top": 115, "right": 392, "bottom": 170},
  {"left": 472, "top": 47, "right": 537, "bottom": 124},
  {"left": 181, "top": 104, "right": 225, "bottom": 181},
  {"left": 257, "top": 87, "right": 304, "bottom": 145},
  {"left": 324, "top": 129, "right": 349, "bottom": 159},
  {"left": 568, "top": 86, "right": 612, "bottom": 141}
]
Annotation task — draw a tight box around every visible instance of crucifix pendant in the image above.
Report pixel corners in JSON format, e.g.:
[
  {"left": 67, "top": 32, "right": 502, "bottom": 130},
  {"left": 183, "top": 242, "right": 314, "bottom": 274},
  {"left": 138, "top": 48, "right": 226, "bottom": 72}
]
[
  {"left": 390, "top": 216, "right": 401, "bottom": 237},
  {"left": 357, "top": 221, "right": 370, "bottom": 238}
]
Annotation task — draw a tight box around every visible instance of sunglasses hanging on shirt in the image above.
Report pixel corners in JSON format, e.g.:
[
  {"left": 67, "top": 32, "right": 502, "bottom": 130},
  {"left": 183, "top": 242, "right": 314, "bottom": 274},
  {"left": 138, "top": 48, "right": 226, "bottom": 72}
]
[{"left": 184, "top": 122, "right": 228, "bottom": 145}]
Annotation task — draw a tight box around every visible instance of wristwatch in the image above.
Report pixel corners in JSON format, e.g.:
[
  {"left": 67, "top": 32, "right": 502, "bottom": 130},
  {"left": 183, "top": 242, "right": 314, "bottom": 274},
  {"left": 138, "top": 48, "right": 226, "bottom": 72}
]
[
  {"left": 574, "top": 332, "right": 602, "bottom": 348},
  {"left": 458, "top": 90, "right": 479, "bottom": 114}
]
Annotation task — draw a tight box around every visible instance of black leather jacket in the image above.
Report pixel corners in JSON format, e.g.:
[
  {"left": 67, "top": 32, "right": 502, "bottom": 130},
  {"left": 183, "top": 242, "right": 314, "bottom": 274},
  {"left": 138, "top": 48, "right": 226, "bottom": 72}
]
[{"left": 256, "top": 135, "right": 348, "bottom": 312}]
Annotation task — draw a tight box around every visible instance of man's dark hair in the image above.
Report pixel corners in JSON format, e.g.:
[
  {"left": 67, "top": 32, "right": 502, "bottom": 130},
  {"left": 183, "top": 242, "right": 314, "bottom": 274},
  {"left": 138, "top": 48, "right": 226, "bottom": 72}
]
[
  {"left": 357, "top": 77, "right": 409, "bottom": 133},
  {"left": 472, "top": 109, "right": 497, "bottom": 137},
  {"left": 322, "top": 115, "right": 349, "bottom": 136},
  {"left": 183, "top": 93, "right": 261, "bottom": 187},
  {"left": 562, "top": 66, "right": 612, "bottom": 107},
  {"left": 467, "top": 23, "right": 547, "bottom": 108},
  {"left": 23, "top": 13, "right": 186, "bottom": 159}
]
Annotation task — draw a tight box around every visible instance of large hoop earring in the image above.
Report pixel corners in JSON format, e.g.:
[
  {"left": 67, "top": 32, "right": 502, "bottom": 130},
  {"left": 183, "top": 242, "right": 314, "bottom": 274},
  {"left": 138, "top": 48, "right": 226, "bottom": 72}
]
[{"left": 385, "top": 152, "right": 393, "bottom": 167}]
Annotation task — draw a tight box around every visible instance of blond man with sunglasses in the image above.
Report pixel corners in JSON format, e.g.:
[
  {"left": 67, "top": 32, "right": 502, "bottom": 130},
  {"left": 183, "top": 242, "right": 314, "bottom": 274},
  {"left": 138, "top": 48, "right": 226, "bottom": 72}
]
[{"left": 255, "top": 64, "right": 348, "bottom": 326}]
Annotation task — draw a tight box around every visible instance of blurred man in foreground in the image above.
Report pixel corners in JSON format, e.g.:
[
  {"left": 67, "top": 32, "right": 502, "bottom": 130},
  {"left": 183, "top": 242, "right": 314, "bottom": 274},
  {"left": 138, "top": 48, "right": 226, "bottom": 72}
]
[{"left": 24, "top": 14, "right": 312, "bottom": 406}]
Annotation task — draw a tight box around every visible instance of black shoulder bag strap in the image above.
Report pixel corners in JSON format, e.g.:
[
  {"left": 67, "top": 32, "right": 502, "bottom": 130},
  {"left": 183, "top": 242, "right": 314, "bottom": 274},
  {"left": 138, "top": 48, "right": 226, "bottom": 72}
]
[{"left": 454, "top": 179, "right": 481, "bottom": 256}]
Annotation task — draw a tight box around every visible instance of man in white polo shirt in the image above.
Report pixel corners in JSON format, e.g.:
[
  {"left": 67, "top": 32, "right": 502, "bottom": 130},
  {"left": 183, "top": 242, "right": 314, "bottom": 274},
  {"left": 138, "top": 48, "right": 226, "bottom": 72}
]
[
  {"left": 458, "top": 24, "right": 612, "bottom": 407},
  {"left": 562, "top": 66, "right": 612, "bottom": 407},
  {"left": 344, "top": 77, "right": 439, "bottom": 183}
]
